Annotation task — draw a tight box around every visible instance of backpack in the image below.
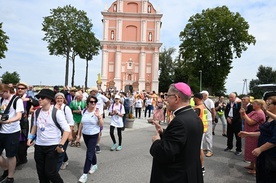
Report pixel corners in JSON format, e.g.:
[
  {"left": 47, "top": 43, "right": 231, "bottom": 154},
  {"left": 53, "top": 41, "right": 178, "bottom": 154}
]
[
  {"left": 123, "top": 98, "right": 130, "bottom": 110},
  {"left": 0, "top": 95, "right": 20, "bottom": 111},
  {"left": 35, "top": 106, "right": 63, "bottom": 134}
]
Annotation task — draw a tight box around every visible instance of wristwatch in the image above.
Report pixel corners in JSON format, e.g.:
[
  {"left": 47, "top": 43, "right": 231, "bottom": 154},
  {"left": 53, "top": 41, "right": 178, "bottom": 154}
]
[{"left": 58, "top": 144, "right": 64, "bottom": 148}]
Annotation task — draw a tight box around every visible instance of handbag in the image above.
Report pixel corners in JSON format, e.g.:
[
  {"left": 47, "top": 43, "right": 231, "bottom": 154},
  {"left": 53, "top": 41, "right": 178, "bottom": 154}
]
[{"left": 265, "top": 154, "right": 276, "bottom": 172}]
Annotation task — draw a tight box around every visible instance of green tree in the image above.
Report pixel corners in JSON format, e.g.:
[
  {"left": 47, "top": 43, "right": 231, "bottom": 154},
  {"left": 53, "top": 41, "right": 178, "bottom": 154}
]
[
  {"left": 179, "top": 6, "right": 256, "bottom": 94},
  {"left": 158, "top": 47, "right": 176, "bottom": 92},
  {"left": 0, "top": 22, "right": 9, "bottom": 68},
  {"left": 42, "top": 5, "right": 93, "bottom": 86},
  {"left": 1, "top": 71, "right": 20, "bottom": 84},
  {"left": 78, "top": 30, "right": 100, "bottom": 89},
  {"left": 249, "top": 65, "right": 276, "bottom": 98}
]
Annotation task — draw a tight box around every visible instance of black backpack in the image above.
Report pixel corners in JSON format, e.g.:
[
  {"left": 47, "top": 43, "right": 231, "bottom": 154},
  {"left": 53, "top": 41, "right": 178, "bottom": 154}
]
[{"left": 35, "top": 106, "right": 63, "bottom": 134}]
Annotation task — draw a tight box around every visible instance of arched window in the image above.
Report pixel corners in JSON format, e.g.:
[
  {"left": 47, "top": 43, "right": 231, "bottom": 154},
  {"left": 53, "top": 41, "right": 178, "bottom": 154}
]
[
  {"left": 113, "top": 4, "right": 117, "bottom": 12},
  {"left": 148, "top": 32, "right": 152, "bottom": 41},
  {"left": 111, "top": 30, "right": 114, "bottom": 40},
  {"left": 148, "top": 5, "right": 151, "bottom": 13}
]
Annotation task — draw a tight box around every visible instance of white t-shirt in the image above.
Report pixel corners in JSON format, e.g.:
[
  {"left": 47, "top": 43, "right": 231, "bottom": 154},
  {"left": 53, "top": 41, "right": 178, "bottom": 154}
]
[
  {"left": 61, "top": 104, "right": 74, "bottom": 126},
  {"left": 81, "top": 110, "right": 100, "bottom": 135},
  {"left": 34, "top": 106, "right": 70, "bottom": 146},
  {"left": 95, "top": 93, "right": 109, "bottom": 115},
  {"left": 203, "top": 98, "right": 215, "bottom": 121},
  {"left": 135, "top": 99, "right": 143, "bottom": 108},
  {"left": 109, "top": 103, "right": 125, "bottom": 128},
  {"left": 0, "top": 95, "right": 24, "bottom": 134}
]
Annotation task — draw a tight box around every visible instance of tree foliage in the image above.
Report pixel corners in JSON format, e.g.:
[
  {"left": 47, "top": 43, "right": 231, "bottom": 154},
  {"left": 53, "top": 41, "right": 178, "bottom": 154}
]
[
  {"left": 42, "top": 5, "right": 94, "bottom": 86},
  {"left": 158, "top": 47, "right": 176, "bottom": 92},
  {"left": 249, "top": 65, "right": 276, "bottom": 98},
  {"left": 0, "top": 22, "right": 9, "bottom": 67},
  {"left": 1, "top": 71, "right": 20, "bottom": 84},
  {"left": 178, "top": 5, "right": 256, "bottom": 95},
  {"left": 78, "top": 30, "right": 100, "bottom": 89}
]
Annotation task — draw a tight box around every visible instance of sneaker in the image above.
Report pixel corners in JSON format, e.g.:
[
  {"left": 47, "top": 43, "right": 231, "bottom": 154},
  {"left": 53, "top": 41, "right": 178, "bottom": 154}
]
[
  {"left": 60, "top": 161, "right": 69, "bottom": 170},
  {"left": 224, "top": 147, "right": 232, "bottom": 152},
  {"left": 0, "top": 170, "right": 8, "bottom": 183},
  {"left": 89, "top": 164, "right": 98, "bottom": 174},
  {"left": 95, "top": 145, "right": 101, "bottom": 154},
  {"left": 235, "top": 151, "right": 242, "bottom": 156},
  {"left": 202, "top": 167, "right": 205, "bottom": 176},
  {"left": 110, "top": 144, "right": 117, "bottom": 151},
  {"left": 205, "top": 151, "right": 213, "bottom": 157},
  {"left": 78, "top": 174, "right": 87, "bottom": 183},
  {"left": 6, "top": 178, "right": 14, "bottom": 183},
  {"left": 116, "top": 146, "right": 122, "bottom": 151}
]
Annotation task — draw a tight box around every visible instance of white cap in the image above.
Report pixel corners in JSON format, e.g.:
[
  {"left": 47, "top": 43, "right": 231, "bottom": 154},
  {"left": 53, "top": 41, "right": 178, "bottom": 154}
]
[{"left": 115, "top": 95, "right": 120, "bottom": 99}]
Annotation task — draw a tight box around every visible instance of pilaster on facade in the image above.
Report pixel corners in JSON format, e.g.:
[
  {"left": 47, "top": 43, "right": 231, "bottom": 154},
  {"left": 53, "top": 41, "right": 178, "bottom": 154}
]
[{"left": 100, "top": 0, "right": 162, "bottom": 93}]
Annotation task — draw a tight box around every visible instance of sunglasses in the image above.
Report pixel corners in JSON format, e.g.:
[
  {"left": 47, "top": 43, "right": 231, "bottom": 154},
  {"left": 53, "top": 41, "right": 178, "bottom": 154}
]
[
  {"left": 39, "top": 96, "right": 46, "bottom": 100},
  {"left": 89, "top": 101, "right": 96, "bottom": 104},
  {"left": 17, "top": 87, "right": 26, "bottom": 90}
]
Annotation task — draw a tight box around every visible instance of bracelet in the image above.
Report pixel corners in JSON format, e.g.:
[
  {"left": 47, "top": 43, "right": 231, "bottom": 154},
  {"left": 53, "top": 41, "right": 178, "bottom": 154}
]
[{"left": 28, "top": 134, "right": 35, "bottom": 140}]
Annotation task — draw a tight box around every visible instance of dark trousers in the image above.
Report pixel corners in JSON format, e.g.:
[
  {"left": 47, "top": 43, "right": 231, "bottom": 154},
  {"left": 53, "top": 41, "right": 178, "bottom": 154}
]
[
  {"left": 57, "top": 140, "right": 69, "bottom": 171},
  {"left": 122, "top": 108, "right": 130, "bottom": 126},
  {"left": 16, "top": 141, "right": 28, "bottom": 164},
  {"left": 83, "top": 133, "right": 98, "bottom": 174},
  {"left": 135, "top": 107, "right": 141, "bottom": 118},
  {"left": 226, "top": 121, "right": 242, "bottom": 152},
  {"left": 110, "top": 126, "right": 122, "bottom": 146},
  {"left": 34, "top": 145, "right": 64, "bottom": 183},
  {"left": 145, "top": 105, "right": 152, "bottom": 118}
]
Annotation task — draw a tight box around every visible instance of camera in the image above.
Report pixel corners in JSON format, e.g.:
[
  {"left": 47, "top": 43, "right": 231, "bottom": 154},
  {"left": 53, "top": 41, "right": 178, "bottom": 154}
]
[{"left": 0, "top": 113, "right": 9, "bottom": 121}]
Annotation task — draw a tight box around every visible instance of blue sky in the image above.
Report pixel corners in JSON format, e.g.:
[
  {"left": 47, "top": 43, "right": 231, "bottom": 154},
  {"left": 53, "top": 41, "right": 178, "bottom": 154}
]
[{"left": 0, "top": 0, "right": 275, "bottom": 94}]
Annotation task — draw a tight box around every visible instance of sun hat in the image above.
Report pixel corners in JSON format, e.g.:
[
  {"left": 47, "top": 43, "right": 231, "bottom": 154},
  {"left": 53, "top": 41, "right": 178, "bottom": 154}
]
[
  {"left": 174, "top": 82, "right": 192, "bottom": 97},
  {"left": 16, "top": 82, "right": 28, "bottom": 89},
  {"left": 89, "top": 86, "right": 98, "bottom": 92},
  {"left": 35, "top": 89, "right": 55, "bottom": 100}
]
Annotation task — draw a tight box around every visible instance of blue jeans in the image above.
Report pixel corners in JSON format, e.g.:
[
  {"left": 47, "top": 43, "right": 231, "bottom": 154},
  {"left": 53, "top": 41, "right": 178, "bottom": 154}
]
[
  {"left": 83, "top": 133, "right": 99, "bottom": 174},
  {"left": 145, "top": 105, "right": 152, "bottom": 118},
  {"left": 57, "top": 140, "right": 69, "bottom": 171}
]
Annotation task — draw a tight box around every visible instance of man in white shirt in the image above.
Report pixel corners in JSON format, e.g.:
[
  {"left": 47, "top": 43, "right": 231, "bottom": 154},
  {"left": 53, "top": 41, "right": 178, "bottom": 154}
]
[
  {"left": 201, "top": 90, "right": 216, "bottom": 157},
  {"left": 0, "top": 84, "right": 24, "bottom": 183}
]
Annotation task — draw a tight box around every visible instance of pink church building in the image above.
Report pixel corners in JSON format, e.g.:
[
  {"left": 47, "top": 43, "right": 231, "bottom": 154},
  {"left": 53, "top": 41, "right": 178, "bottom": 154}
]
[{"left": 100, "top": 0, "right": 162, "bottom": 93}]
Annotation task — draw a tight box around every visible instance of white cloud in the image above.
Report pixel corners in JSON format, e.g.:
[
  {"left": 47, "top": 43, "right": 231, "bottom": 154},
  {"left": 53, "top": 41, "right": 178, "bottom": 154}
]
[{"left": 0, "top": 0, "right": 275, "bottom": 94}]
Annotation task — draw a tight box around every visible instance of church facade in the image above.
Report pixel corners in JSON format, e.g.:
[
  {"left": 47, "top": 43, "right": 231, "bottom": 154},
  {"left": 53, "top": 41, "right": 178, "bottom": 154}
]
[{"left": 100, "top": 0, "right": 162, "bottom": 92}]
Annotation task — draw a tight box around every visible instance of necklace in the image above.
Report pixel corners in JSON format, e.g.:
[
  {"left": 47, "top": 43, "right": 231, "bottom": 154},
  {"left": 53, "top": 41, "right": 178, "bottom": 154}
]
[{"left": 38, "top": 107, "right": 51, "bottom": 131}]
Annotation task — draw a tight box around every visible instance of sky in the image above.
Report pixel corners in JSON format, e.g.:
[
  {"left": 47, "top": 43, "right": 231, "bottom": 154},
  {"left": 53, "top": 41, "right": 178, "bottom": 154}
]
[{"left": 0, "top": 0, "right": 276, "bottom": 94}]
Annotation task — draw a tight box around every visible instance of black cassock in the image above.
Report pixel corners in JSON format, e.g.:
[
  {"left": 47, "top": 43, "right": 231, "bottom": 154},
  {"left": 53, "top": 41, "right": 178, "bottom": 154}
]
[{"left": 150, "top": 106, "right": 204, "bottom": 183}]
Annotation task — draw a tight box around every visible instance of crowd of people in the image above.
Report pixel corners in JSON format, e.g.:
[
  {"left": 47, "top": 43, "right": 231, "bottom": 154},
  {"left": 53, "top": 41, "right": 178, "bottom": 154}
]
[{"left": 0, "top": 82, "right": 275, "bottom": 183}]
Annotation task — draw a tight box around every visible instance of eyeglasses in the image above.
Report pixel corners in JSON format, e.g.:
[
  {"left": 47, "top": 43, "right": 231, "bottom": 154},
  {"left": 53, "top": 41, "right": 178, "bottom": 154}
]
[
  {"left": 89, "top": 101, "right": 96, "bottom": 104},
  {"left": 166, "top": 94, "right": 176, "bottom": 98},
  {"left": 39, "top": 96, "right": 46, "bottom": 100},
  {"left": 17, "top": 87, "right": 26, "bottom": 90}
]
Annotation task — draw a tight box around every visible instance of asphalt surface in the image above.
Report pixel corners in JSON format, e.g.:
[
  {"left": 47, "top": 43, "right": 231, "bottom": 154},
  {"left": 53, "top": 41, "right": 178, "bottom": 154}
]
[{"left": 7, "top": 115, "right": 256, "bottom": 183}]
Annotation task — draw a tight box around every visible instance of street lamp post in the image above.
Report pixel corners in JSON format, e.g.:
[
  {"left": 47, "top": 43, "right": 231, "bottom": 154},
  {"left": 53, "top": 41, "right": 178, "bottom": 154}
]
[{"left": 199, "top": 70, "right": 202, "bottom": 91}]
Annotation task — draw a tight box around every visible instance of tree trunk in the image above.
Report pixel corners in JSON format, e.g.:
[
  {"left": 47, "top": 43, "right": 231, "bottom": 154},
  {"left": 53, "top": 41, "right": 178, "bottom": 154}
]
[
  {"left": 65, "top": 47, "right": 70, "bottom": 86},
  {"left": 85, "top": 59, "right": 89, "bottom": 90},
  {"left": 71, "top": 56, "right": 75, "bottom": 87}
]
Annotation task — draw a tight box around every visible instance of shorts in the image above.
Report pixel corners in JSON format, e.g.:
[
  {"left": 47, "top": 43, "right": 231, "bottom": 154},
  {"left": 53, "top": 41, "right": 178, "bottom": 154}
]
[{"left": 0, "top": 131, "right": 20, "bottom": 158}]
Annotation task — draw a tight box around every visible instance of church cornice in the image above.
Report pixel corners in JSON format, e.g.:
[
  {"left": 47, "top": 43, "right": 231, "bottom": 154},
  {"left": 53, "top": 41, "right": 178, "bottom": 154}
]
[
  {"left": 101, "top": 11, "right": 162, "bottom": 19},
  {"left": 100, "top": 41, "right": 162, "bottom": 48}
]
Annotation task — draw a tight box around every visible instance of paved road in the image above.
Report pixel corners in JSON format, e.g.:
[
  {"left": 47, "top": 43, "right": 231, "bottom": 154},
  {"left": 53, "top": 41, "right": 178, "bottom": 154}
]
[{"left": 12, "top": 116, "right": 256, "bottom": 183}]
